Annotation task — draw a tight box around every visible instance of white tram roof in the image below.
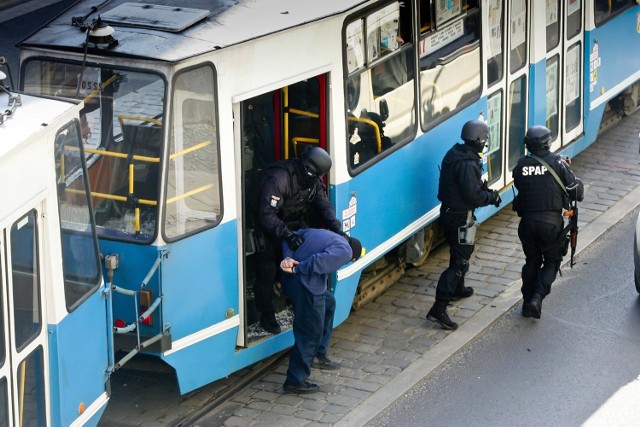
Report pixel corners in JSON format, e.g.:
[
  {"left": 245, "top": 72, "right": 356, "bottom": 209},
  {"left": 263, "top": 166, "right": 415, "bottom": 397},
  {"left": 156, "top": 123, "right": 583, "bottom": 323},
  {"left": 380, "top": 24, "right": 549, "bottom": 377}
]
[
  {"left": 20, "top": 0, "right": 368, "bottom": 63},
  {"left": 0, "top": 91, "right": 77, "bottom": 156}
]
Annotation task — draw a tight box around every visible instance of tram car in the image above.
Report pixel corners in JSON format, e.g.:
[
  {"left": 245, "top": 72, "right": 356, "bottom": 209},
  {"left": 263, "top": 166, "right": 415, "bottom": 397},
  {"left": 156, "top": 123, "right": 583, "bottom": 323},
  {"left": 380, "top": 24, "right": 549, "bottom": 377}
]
[
  {"left": 15, "top": 0, "right": 640, "bottom": 394},
  {"left": 0, "top": 76, "right": 109, "bottom": 424}
]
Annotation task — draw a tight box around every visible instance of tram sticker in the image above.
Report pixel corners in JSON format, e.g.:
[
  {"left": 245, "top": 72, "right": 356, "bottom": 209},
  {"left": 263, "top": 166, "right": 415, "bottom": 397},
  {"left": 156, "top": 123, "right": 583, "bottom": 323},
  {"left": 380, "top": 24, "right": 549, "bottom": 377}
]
[
  {"left": 419, "top": 18, "right": 464, "bottom": 57},
  {"left": 546, "top": 59, "right": 558, "bottom": 120},
  {"left": 546, "top": 0, "right": 558, "bottom": 26},
  {"left": 510, "top": 0, "right": 526, "bottom": 49},
  {"left": 487, "top": 0, "right": 502, "bottom": 58},
  {"left": 637, "top": 12, "right": 640, "bottom": 33},
  {"left": 486, "top": 93, "right": 502, "bottom": 156},
  {"left": 565, "top": 45, "right": 581, "bottom": 103},
  {"left": 341, "top": 194, "right": 358, "bottom": 231},
  {"left": 435, "top": 0, "right": 461, "bottom": 26},
  {"left": 589, "top": 42, "right": 601, "bottom": 93}
]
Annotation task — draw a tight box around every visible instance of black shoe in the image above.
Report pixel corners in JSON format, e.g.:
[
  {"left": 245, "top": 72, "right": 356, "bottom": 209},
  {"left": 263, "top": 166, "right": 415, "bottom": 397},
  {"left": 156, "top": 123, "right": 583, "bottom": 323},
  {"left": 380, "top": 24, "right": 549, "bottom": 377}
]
[
  {"left": 260, "top": 312, "right": 281, "bottom": 334},
  {"left": 452, "top": 286, "right": 474, "bottom": 301},
  {"left": 529, "top": 294, "right": 542, "bottom": 319},
  {"left": 313, "top": 355, "right": 341, "bottom": 370},
  {"left": 282, "top": 381, "right": 319, "bottom": 394},
  {"left": 426, "top": 307, "right": 458, "bottom": 330}
]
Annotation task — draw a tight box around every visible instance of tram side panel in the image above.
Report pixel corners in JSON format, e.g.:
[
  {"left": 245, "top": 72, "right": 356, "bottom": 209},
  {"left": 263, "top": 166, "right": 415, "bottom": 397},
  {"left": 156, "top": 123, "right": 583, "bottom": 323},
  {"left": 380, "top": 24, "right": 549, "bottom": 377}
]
[{"left": 0, "top": 93, "right": 111, "bottom": 426}]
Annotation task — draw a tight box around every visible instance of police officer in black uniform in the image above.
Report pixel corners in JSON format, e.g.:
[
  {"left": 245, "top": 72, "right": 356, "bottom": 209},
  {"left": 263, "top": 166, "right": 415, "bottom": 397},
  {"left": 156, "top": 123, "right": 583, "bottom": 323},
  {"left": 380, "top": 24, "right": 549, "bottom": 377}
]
[
  {"left": 255, "top": 146, "right": 343, "bottom": 334},
  {"left": 513, "top": 125, "right": 584, "bottom": 319},
  {"left": 427, "top": 120, "right": 501, "bottom": 330}
]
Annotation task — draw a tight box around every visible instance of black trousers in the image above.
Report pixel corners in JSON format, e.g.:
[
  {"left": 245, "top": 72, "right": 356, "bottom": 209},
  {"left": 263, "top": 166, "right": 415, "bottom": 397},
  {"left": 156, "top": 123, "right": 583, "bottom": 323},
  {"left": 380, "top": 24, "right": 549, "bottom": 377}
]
[
  {"left": 435, "top": 211, "right": 474, "bottom": 304},
  {"left": 518, "top": 216, "right": 563, "bottom": 302},
  {"left": 253, "top": 233, "right": 281, "bottom": 314}
]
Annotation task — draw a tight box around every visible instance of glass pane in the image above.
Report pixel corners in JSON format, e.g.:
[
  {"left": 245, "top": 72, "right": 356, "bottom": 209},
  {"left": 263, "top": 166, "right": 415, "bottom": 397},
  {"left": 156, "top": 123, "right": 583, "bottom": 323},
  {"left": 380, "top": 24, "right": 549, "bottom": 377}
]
[
  {"left": 0, "top": 377, "right": 8, "bottom": 427},
  {"left": 486, "top": 91, "right": 503, "bottom": 185},
  {"left": 546, "top": 55, "right": 560, "bottom": 140},
  {"left": 346, "top": 20, "right": 365, "bottom": 74},
  {"left": 508, "top": 76, "right": 527, "bottom": 171},
  {"left": 487, "top": 0, "right": 504, "bottom": 86},
  {"left": 420, "top": 10, "right": 481, "bottom": 129},
  {"left": 366, "top": 3, "right": 402, "bottom": 63},
  {"left": 509, "top": 0, "right": 527, "bottom": 73},
  {"left": 565, "top": 43, "right": 582, "bottom": 132},
  {"left": 567, "top": 0, "right": 582, "bottom": 38},
  {"left": 10, "top": 212, "right": 41, "bottom": 351},
  {"left": 55, "top": 122, "right": 102, "bottom": 310},
  {"left": 546, "top": 0, "right": 560, "bottom": 52},
  {"left": 594, "top": 0, "right": 635, "bottom": 26},
  {"left": 0, "top": 245, "right": 4, "bottom": 368},
  {"left": 17, "top": 347, "right": 46, "bottom": 427},
  {"left": 22, "top": 60, "right": 165, "bottom": 243},
  {"left": 165, "top": 65, "right": 221, "bottom": 239}
]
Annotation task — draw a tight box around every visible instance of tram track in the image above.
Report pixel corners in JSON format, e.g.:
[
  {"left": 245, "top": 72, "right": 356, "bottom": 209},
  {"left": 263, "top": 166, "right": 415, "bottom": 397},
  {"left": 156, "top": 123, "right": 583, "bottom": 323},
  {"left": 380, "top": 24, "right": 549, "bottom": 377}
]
[{"left": 170, "top": 350, "right": 290, "bottom": 426}]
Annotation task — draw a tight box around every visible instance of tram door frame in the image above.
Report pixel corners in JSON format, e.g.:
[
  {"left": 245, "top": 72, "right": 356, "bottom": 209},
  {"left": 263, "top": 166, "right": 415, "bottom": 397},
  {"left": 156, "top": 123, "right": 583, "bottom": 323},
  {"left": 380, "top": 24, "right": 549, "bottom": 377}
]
[
  {"left": 484, "top": 0, "right": 531, "bottom": 189},
  {"left": 237, "top": 73, "right": 329, "bottom": 347},
  {"left": 547, "top": 0, "right": 585, "bottom": 152},
  {"left": 0, "top": 206, "right": 51, "bottom": 426}
]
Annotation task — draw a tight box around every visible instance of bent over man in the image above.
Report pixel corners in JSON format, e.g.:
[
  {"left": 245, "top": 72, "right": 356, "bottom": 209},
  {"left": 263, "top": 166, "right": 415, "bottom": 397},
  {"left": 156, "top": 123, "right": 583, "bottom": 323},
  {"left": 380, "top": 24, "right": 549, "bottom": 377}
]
[
  {"left": 427, "top": 119, "right": 501, "bottom": 331},
  {"left": 255, "top": 147, "right": 344, "bottom": 334},
  {"left": 279, "top": 228, "right": 362, "bottom": 394},
  {"left": 513, "top": 125, "right": 584, "bottom": 319}
]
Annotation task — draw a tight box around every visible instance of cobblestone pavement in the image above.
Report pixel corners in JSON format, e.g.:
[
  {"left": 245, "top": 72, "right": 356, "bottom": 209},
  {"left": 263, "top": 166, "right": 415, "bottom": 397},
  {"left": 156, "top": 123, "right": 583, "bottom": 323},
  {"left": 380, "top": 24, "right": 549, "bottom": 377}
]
[{"left": 99, "top": 111, "right": 640, "bottom": 427}]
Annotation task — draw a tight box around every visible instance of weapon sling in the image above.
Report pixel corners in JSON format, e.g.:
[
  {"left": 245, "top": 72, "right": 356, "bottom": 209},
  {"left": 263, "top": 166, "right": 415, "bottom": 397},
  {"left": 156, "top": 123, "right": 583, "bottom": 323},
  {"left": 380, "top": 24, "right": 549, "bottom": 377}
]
[{"left": 530, "top": 154, "right": 578, "bottom": 267}]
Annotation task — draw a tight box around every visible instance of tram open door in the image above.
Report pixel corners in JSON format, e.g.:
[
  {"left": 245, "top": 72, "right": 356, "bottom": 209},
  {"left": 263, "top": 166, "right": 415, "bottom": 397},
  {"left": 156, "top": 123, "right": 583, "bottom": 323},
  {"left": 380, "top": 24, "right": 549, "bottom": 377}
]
[
  {"left": 239, "top": 74, "right": 329, "bottom": 346},
  {"left": 0, "top": 88, "right": 111, "bottom": 426}
]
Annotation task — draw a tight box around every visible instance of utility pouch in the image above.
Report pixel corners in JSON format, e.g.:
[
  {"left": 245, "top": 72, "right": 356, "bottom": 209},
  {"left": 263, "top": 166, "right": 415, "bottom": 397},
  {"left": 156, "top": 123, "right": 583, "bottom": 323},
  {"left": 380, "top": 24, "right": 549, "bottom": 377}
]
[
  {"left": 561, "top": 234, "right": 570, "bottom": 257},
  {"left": 458, "top": 211, "right": 477, "bottom": 245}
]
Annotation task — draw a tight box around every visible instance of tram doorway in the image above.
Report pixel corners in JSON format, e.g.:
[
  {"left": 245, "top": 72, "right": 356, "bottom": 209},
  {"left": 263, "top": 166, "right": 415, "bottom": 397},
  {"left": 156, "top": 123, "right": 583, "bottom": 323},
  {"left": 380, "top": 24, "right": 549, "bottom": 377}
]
[
  {"left": 0, "top": 209, "right": 50, "bottom": 425},
  {"left": 239, "top": 74, "right": 329, "bottom": 346}
]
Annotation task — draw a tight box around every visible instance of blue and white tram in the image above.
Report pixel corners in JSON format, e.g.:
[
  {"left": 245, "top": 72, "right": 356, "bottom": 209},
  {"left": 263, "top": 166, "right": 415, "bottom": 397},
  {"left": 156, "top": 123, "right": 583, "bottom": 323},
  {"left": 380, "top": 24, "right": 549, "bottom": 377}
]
[
  {"left": 0, "top": 80, "right": 109, "bottom": 424},
  {"left": 15, "top": 0, "right": 640, "bottom": 394}
]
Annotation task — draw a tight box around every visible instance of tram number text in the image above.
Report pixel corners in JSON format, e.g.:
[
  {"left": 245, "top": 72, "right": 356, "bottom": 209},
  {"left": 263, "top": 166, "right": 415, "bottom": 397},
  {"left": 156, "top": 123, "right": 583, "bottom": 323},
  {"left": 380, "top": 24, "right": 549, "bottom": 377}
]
[{"left": 79, "top": 81, "right": 103, "bottom": 91}]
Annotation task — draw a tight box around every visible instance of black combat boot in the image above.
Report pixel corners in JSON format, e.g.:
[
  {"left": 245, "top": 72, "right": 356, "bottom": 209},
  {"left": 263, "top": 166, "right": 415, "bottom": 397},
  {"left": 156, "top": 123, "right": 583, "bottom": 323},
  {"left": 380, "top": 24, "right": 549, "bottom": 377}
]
[
  {"left": 522, "top": 293, "right": 542, "bottom": 319},
  {"left": 260, "top": 311, "right": 282, "bottom": 334},
  {"left": 426, "top": 302, "right": 458, "bottom": 330},
  {"left": 452, "top": 286, "right": 474, "bottom": 300}
]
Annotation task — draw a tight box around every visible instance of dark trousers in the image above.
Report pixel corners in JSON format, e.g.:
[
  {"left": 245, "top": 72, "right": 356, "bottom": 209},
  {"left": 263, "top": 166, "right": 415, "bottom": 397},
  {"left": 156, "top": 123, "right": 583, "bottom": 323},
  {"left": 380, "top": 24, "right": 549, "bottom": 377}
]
[
  {"left": 518, "top": 217, "right": 563, "bottom": 302},
  {"left": 282, "top": 276, "right": 335, "bottom": 385},
  {"left": 253, "top": 233, "right": 281, "bottom": 314},
  {"left": 435, "top": 211, "right": 474, "bottom": 304}
]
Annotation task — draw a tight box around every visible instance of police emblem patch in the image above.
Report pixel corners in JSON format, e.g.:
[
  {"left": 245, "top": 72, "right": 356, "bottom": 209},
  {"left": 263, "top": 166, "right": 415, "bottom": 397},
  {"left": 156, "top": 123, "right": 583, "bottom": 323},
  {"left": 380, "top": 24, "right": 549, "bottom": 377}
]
[{"left": 270, "top": 195, "right": 280, "bottom": 207}]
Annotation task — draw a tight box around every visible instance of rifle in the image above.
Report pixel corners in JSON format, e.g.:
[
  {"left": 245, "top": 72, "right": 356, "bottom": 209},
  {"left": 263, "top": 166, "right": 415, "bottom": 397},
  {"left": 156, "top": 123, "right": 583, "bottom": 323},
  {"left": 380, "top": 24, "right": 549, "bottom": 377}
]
[{"left": 563, "top": 200, "right": 578, "bottom": 268}]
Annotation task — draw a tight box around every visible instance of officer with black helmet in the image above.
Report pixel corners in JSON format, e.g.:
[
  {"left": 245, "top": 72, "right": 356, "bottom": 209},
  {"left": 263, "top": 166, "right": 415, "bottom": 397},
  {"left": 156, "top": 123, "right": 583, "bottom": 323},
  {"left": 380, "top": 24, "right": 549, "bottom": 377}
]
[
  {"left": 513, "top": 125, "right": 584, "bottom": 319},
  {"left": 427, "top": 119, "right": 502, "bottom": 331},
  {"left": 255, "top": 146, "right": 344, "bottom": 334}
]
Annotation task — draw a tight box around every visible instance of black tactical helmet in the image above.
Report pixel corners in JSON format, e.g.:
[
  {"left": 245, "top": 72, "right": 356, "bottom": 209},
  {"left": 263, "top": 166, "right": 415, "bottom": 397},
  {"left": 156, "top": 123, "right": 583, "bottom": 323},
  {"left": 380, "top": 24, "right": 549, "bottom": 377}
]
[
  {"left": 524, "top": 125, "right": 552, "bottom": 152},
  {"left": 461, "top": 120, "right": 490, "bottom": 152},
  {"left": 301, "top": 146, "right": 332, "bottom": 178}
]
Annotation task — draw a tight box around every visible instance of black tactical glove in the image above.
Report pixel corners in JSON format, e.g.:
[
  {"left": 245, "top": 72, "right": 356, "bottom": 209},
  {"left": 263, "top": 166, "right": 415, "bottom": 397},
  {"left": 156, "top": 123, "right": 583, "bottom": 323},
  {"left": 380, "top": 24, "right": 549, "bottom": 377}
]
[
  {"left": 491, "top": 190, "right": 502, "bottom": 207},
  {"left": 285, "top": 233, "right": 304, "bottom": 250}
]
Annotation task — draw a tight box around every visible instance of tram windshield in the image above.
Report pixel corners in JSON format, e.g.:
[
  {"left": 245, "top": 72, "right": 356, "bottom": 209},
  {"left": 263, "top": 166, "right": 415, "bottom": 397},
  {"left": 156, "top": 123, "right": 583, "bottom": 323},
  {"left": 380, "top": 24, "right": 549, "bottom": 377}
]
[{"left": 23, "top": 60, "right": 165, "bottom": 243}]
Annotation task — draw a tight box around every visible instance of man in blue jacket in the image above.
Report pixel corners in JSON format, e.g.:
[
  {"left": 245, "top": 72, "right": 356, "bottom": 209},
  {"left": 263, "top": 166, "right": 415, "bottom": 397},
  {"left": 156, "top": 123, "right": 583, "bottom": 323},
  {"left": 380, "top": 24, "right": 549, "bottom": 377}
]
[{"left": 279, "top": 228, "right": 363, "bottom": 394}]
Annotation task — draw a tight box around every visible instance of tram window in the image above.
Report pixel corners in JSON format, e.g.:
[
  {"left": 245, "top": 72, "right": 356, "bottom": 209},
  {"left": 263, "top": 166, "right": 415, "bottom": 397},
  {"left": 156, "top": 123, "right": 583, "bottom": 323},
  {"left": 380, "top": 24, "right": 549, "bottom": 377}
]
[
  {"left": 164, "top": 65, "right": 221, "bottom": 241},
  {"left": 0, "top": 378, "right": 7, "bottom": 425},
  {"left": 507, "top": 76, "right": 527, "bottom": 171},
  {"left": 10, "top": 211, "right": 42, "bottom": 352},
  {"left": 486, "top": 90, "right": 503, "bottom": 186},
  {"left": 418, "top": 2, "right": 481, "bottom": 130},
  {"left": 486, "top": 0, "right": 505, "bottom": 87},
  {"left": 18, "top": 347, "right": 46, "bottom": 425},
  {"left": 55, "top": 122, "right": 102, "bottom": 311},
  {"left": 344, "top": 1, "right": 416, "bottom": 172},
  {"left": 565, "top": 43, "right": 582, "bottom": 133},
  {"left": 594, "top": 0, "right": 635, "bottom": 26},
  {"left": 567, "top": 0, "right": 582, "bottom": 39},
  {"left": 0, "top": 256, "right": 4, "bottom": 367},
  {"left": 22, "top": 59, "right": 166, "bottom": 243},
  {"left": 546, "top": 55, "right": 560, "bottom": 141},
  {"left": 546, "top": 0, "right": 560, "bottom": 52},
  {"left": 509, "top": 0, "right": 527, "bottom": 73}
]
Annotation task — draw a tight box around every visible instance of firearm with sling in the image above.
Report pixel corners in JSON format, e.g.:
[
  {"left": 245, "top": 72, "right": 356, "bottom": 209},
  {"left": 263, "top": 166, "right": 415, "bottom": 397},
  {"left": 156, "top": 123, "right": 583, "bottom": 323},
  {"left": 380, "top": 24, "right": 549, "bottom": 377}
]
[{"left": 563, "top": 182, "right": 581, "bottom": 268}]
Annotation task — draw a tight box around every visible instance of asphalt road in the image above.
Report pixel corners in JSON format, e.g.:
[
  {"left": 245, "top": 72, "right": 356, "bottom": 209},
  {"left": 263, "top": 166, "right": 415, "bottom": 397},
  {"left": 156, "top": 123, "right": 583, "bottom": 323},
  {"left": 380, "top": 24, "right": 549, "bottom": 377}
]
[{"left": 368, "top": 207, "right": 640, "bottom": 427}]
